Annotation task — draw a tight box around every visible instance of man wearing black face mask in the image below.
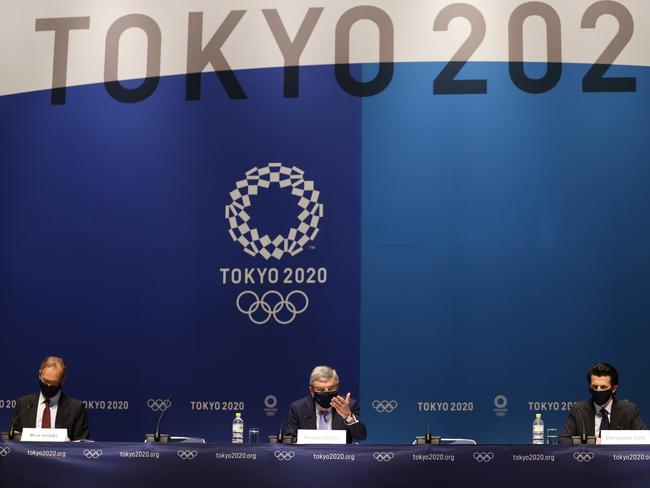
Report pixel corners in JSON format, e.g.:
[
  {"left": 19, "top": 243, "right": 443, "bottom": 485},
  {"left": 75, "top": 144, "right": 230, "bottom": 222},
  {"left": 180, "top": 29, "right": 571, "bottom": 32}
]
[
  {"left": 284, "top": 365, "right": 367, "bottom": 443},
  {"left": 558, "top": 362, "right": 645, "bottom": 444},
  {"left": 9, "top": 356, "right": 89, "bottom": 441}
]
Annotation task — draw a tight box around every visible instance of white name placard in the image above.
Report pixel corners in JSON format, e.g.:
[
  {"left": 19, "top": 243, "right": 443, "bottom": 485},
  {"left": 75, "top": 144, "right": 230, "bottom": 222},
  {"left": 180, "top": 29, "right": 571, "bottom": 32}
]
[
  {"left": 21, "top": 428, "right": 68, "bottom": 442},
  {"left": 296, "top": 429, "right": 347, "bottom": 445},
  {"left": 601, "top": 430, "right": 650, "bottom": 445}
]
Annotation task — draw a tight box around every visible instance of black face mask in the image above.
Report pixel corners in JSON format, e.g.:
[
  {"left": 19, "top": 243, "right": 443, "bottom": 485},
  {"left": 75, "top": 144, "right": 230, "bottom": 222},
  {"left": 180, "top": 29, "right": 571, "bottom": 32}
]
[
  {"left": 39, "top": 379, "right": 62, "bottom": 399},
  {"left": 590, "top": 388, "right": 613, "bottom": 406},
  {"left": 313, "top": 390, "right": 338, "bottom": 409}
]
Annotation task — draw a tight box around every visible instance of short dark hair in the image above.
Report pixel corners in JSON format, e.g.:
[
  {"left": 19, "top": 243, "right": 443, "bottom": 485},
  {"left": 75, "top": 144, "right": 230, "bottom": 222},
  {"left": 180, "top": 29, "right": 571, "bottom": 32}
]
[{"left": 587, "top": 362, "right": 618, "bottom": 387}]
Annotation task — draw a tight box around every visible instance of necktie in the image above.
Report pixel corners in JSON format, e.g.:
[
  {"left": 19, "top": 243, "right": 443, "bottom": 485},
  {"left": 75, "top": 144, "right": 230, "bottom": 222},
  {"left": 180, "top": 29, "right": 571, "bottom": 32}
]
[
  {"left": 42, "top": 398, "right": 51, "bottom": 429},
  {"left": 318, "top": 411, "right": 328, "bottom": 430},
  {"left": 599, "top": 408, "right": 610, "bottom": 436}
]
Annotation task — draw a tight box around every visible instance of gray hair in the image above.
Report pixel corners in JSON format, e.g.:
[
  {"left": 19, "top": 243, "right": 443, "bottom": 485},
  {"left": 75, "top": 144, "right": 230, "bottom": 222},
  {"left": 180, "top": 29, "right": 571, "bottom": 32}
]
[
  {"left": 39, "top": 356, "right": 67, "bottom": 379},
  {"left": 309, "top": 365, "right": 339, "bottom": 386}
]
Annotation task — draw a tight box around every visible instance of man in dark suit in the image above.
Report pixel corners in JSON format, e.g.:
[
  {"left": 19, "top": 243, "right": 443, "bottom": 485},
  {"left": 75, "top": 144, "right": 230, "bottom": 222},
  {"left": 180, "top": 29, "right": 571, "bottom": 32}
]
[
  {"left": 9, "top": 356, "right": 89, "bottom": 441},
  {"left": 559, "top": 362, "right": 645, "bottom": 444},
  {"left": 284, "top": 365, "right": 367, "bottom": 443}
]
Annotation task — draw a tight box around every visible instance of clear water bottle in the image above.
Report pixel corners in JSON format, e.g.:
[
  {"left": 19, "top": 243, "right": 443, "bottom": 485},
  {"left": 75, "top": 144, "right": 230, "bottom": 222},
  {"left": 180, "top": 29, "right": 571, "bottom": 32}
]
[
  {"left": 532, "top": 413, "right": 544, "bottom": 444},
  {"left": 232, "top": 412, "right": 244, "bottom": 444}
]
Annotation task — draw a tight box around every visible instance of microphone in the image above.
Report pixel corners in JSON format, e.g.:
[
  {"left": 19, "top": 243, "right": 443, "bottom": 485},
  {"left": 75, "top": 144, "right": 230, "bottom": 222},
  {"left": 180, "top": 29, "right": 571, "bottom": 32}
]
[
  {"left": 154, "top": 396, "right": 172, "bottom": 442},
  {"left": 576, "top": 408, "right": 587, "bottom": 444},
  {"left": 278, "top": 422, "right": 285, "bottom": 443},
  {"left": 145, "top": 396, "right": 172, "bottom": 443},
  {"left": 8, "top": 402, "right": 33, "bottom": 440},
  {"left": 425, "top": 424, "right": 432, "bottom": 444},
  {"left": 415, "top": 425, "right": 440, "bottom": 445}
]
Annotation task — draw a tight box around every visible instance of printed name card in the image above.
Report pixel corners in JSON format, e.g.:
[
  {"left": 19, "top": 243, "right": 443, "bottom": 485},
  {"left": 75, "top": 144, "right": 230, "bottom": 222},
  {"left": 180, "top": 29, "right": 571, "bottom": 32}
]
[
  {"left": 601, "top": 430, "right": 650, "bottom": 445},
  {"left": 21, "top": 428, "right": 68, "bottom": 442},
  {"left": 297, "top": 429, "right": 346, "bottom": 445}
]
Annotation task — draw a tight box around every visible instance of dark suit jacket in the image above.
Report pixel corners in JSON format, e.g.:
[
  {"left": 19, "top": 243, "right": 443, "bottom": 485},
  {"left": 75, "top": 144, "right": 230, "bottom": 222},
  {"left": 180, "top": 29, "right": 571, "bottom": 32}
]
[
  {"left": 558, "top": 398, "right": 645, "bottom": 444},
  {"left": 284, "top": 396, "right": 367, "bottom": 443},
  {"left": 10, "top": 392, "right": 90, "bottom": 441}
]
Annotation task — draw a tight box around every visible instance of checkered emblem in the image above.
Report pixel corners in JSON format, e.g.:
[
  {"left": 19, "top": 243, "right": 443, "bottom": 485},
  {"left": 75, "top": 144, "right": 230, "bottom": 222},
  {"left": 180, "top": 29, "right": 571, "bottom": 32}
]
[{"left": 226, "top": 163, "right": 323, "bottom": 260}]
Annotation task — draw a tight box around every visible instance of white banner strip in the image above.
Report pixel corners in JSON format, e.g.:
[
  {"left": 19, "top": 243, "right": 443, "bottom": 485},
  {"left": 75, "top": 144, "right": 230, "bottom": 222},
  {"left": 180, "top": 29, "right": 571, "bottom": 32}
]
[{"left": 1, "top": 0, "right": 649, "bottom": 96}]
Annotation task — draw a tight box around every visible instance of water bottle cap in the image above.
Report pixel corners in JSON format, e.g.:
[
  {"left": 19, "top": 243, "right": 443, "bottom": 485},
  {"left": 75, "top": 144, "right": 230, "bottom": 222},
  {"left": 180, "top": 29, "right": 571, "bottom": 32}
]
[
  {"left": 235, "top": 412, "right": 241, "bottom": 418},
  {"left": 535, "top": 413, "right": 541, "bottom": 419}
]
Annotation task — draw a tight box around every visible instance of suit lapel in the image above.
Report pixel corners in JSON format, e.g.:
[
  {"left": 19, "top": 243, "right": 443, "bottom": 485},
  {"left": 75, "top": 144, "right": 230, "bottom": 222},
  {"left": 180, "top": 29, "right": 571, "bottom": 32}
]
[
  {"left": 585, "top": 402, "right": 597, "bottom": 437},
  {"left": 302, "top": 398, "right": 316, "bottom": 429},
  {"left": 25, "top": 393, "right": 40, "bottom": 428},
  {"left": 609, "top": 398, "right": 620, "bottom": 430},
  {"left": 55, "top": 393, "right": 67, "bottom": 429}
]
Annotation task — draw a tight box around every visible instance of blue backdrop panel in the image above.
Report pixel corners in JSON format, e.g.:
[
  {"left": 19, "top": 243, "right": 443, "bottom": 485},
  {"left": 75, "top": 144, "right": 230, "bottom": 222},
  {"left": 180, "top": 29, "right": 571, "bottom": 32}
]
[
  {"left": 361, "top": 62, "right": 650, "bottom": 443},
  {"left": 1, "top": 57, "right": 649, "bottom": 444},
  {"left": 0, "top": 66, "right": 361, "bottom": 441}
]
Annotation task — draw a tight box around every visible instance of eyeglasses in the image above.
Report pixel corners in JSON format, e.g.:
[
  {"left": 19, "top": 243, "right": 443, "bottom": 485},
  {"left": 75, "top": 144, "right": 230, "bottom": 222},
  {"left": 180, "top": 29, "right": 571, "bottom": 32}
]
[{"left": 311, "top": 385, "right": 339, "bottom": 393}]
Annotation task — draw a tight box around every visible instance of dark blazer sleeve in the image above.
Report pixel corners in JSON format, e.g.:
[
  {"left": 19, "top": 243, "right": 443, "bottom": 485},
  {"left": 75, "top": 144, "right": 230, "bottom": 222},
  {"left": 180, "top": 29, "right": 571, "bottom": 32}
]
[
  {"left": 612, "top": 400, "right": 646, "bottom": 431},
  {"left": 558, "top": 408, "right": 579, "bottom": 445},
  {"left": 346, "top": 399, "right": 367, "bottom": 442},
  {"left": 285, "top": 401, "right": 301, "bottom": 436},
  {"left": 71, "top": 401, "right": 90, "bottom": 440},
  {"left": 9, "top": 394, "right": 38, "bottom": 433},
  {"left": 629, "top": 404, "right": 646, "bottom": 430},
  {"left": 59, "top": 395, "right": 90, "bottom": 440},
  {"left": 558, "top": 402, "right": 593, "bottom": 445}
]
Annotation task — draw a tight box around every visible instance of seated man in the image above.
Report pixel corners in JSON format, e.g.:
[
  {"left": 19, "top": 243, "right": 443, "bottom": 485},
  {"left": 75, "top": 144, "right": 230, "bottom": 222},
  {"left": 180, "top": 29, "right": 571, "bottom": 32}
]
[
  {"left": 284, "top": 365, "right": 367, "bottom": 443},
  {"left": 559, "top": 362, "right": 645, "bottom": 444},
  {"left": 10, "top": 356, "right": 89, "bottom": 441}
]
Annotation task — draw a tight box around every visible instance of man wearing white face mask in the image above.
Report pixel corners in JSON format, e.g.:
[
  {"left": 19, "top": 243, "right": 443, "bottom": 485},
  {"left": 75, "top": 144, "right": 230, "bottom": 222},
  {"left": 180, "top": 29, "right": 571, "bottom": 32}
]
[
  {"left": 283, "top": 365, "right": 367, "bottom": 443},
  {"left": 558, "top": 362, "right": 645, "bottom": 444}
]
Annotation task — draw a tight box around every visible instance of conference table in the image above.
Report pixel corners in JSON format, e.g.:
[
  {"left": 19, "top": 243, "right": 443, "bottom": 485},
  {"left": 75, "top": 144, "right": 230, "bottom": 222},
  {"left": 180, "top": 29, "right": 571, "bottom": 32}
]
[{"left": 2, "top": 441, "right": 650, "bottom": 487}]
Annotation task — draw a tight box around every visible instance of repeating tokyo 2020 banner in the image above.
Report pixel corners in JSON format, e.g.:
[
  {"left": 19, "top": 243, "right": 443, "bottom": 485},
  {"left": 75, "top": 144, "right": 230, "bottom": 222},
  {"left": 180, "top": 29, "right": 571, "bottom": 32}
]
[{"left": 1, "top": 0, "right": 649, "bottom": 443}]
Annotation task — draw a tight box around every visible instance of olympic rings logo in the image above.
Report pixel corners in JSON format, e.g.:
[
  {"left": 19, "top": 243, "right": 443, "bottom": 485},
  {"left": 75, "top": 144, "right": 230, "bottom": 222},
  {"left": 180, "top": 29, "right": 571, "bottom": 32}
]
[
  {"left": 373, "top": 452, "right": 394, "bottom": 462},
  {"left": 0, "top": 447, "right": 10, "bottom": 456},
  {"left": 83, "top": 449, "right": 103, "bottom": 459},
  {"left": 473, "top": 452, "right": 494, "bottom": 463},
  {"left": 372, "top": 400, "right": 398, "bottom": 413},
  {"left": 236, "top": 290, "right": 308, "bottom": 325},
  {"left": 573, "top": 452, "right": 595, "bottom": 462},
  {"left": 226, "top": 162, "right": 323, "bottom": 260},
  {"left": 147, "top": 398, "right": 172, "bottom": 412},
  {"left": 177, "top": 450, "right": 198, "bottom": 460},
  {"left": 274, "top": 450, "right": 295, "bottom": 461}
]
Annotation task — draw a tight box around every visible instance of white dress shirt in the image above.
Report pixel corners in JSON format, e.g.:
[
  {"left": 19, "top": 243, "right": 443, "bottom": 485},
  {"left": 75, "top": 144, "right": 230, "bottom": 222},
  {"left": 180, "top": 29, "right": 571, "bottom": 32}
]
[
  {"left": 594, "top": 400, "right": 612, "bottom": 436},
  {"left": 36, "top": 391, "right": 61, "bottom": 428}
]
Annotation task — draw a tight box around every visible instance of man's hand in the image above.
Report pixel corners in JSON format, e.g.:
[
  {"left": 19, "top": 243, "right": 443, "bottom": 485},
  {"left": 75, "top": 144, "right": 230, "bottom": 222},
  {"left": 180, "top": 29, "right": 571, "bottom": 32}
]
[{"left": 331, "top": 392, "right": 352, "bottom": 419}]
